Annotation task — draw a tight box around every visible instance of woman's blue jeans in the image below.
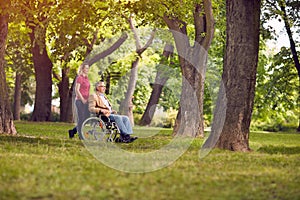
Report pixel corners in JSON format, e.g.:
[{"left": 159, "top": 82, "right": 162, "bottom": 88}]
[{"left": 75, "top": 100, "right": 90, "bottom": 139}]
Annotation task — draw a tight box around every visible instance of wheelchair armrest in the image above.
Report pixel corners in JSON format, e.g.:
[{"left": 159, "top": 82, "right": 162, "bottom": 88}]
[
  {"left": 100, "top": 115, "right": 110, "bottom": 123},
  {"left": 95, "top": 111, "right": 109, "bottom": 122}
]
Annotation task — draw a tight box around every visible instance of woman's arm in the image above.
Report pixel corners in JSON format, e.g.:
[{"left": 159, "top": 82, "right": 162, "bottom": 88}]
[{"left": 75, "top": 83, "right": 87, "bottom": 104}]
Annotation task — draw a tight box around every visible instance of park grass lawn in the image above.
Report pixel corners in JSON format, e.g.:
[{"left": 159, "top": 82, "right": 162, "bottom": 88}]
[{"left": 0, "top": 121, "right": 299, "bottom": 200}]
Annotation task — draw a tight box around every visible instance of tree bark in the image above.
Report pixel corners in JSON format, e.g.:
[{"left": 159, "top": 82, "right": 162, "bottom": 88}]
[
  {"left": 28, "top": 23, "right": 53, "bottom": 121},
  {"left": 278, "top": 1, "right": 300, "bottom": 132},
  {"left": 119, "top": 16, "right": 156, "bottom": 126},
  {"left": 0, "top": 8, "right": 17, "bottom": 135},
  {"left": 13, "top": 73, "right": 22, "bottom": 120},
  {"left": 205, "top": 0, "right": 261, "bottom": 151},
  {"left": 139, "top": 43, "right": 174, "bottom": 126},
  {"left": 279, "top": 1, "right": 300, "bottom": 78},
  {"left": 85, "top": 33, "right": 128, "bottom": 66},
  {"left": 120, "top": 58, "right": 139, "bottom": 126},
  {"left": 57, "top": 67, "right": 71, "bottom": 122},
  {"left": 163, "top": 0, "right": 214, "bottom": 137}
]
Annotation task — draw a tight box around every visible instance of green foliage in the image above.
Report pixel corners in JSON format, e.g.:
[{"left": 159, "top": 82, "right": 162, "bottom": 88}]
[
  {"left": 48, "top": 0, "right": 110, "bottom": 63},
  {"left": 0, "top": 122, "right": 299, "bottom": 199},
  {"left": 252, "top": 46, "right": 299, "bottom": 131},
  {"left": 159, "top": 76, "right": 181, "bottom": 111},
  {"left": 5, "top": 22, "right": 35, "bottom": 107},
  {"left": 261, "top": 0, "right": 299, "bottom": 42},
  {"left": 148, "top": 108, "right": 177, "bottom": 128},
  {"left": 133, "top": 0, "right": 198, "bottom": 23},
  {"left": 86, "top": 27, "right": 182, "bottom": 121},
  {"left": 20, "top": 112, "right": 61, "bottom": 122}
]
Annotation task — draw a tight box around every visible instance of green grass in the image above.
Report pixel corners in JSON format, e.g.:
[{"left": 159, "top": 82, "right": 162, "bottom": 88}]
[{"left": 0, "top": 121, "right": 299, "bottom": 200}]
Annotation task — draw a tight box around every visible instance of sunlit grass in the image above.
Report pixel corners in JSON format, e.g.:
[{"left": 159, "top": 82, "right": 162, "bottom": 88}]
[{"left": 0, "top": 121, "right": 299, "bottom": 199}]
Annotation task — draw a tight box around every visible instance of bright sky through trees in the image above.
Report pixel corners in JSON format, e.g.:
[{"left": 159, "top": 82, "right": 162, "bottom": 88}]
[{"left": 266, "top": 19, "right": 298, "bottom": 51}]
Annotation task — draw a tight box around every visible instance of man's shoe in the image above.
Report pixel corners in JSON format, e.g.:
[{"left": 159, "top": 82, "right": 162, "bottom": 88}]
[
  {"left": 115, "top": 137, "right": 122, "bottom": 143},
  {"left": 68, "top": 130, "right": 75, "bottom": 139},
  {"left": 130, "top": 136, "right": 138, "bottom": 142},
  {"left": 120, "top": 134, "right": 132, "bottom": 143}
]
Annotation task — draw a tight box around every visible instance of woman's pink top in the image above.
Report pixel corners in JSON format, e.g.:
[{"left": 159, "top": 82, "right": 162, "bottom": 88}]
[{"left": 76, "top": 75, "right": 90, "bottom": 100}]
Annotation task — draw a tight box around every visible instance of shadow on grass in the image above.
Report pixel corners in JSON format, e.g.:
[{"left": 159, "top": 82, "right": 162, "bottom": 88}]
[
  {"left": 0, "top": 134, "right": 83, "bottom": 148},
  {"left": 257, "top": 145, "right": 300, "bottom": 155}
]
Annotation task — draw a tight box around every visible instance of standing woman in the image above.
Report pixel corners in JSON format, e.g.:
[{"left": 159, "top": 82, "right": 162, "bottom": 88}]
[{"left": 68, "top": 64, "right": 90, "bottom": 139}]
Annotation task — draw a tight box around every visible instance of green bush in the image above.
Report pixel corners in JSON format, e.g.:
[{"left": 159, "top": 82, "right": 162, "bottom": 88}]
[
  {"left": 148, "top": 108, "right": 177, "bottom": 128},
  {"left": 20, "top": 112, "right": 60, "bottom": 122},
  {"left": 20, "top": 112, "right": 31, "bottom": 121},
  {"left": 251, "top": 119, "right": 298, "bottom": 132}
]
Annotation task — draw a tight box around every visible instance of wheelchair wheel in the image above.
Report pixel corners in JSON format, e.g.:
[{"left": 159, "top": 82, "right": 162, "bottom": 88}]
[{"left": 81, "top": 117, "right": 108, "bottom": 141}]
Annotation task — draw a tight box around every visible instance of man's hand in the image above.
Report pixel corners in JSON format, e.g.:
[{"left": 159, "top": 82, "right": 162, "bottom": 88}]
[{"left": 101, "top": 110, "right": 110, "bottom": 117}]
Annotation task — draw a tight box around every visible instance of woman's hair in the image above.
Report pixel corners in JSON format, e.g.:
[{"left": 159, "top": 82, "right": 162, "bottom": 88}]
[{"left": 78, "top": 63, "right": 89, "bottom": 74}]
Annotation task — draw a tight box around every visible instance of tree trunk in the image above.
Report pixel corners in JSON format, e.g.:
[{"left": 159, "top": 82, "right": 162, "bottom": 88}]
[
  {"left": 279, "top": 1, "right": 300, "bottom": 132},
  {"left": 0, "top": 10, "right": 17, "bottom": 135},
  {"left": 119, "top": 58, "right": 139, "bottom": 126},
  {"left": 28, "top": 24, "right": 53, "bottom": 121},
  {"left": 58, "top": 68, "right": 71, "bottom": 122},
  {"left": 54, "top": 67, "right": 77, "bottom": 123},
  {"left": 119, "top": 16, "right": 156, "bottom": 126},
  {"left": 86, "top": 33, "right": 128, "bottom": 66},
  {"left": 205, "top": 0, "right": 261, "bottom": 151},
  {"left": 13, "top": 72, "right": 22, "bottom": 120},
  {"left": 139, "top": 43, "right": 174, "bottom": 126},
  {"left": 279, "top": 1, "right": 300, "bottom": 78},
  {"left": 172, "top": 55, "right": 206, "bottom": 137},
  {"left": 163, "top": 0, "right": 214, "bottom": 137},
  {"left": 68, "top": 78, "right": 76, "bottom": 122}
]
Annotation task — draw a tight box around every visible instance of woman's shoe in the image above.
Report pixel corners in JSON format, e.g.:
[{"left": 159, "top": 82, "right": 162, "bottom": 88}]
[{"left": 68, "top": 130, "right": 76, "bottom": 138}]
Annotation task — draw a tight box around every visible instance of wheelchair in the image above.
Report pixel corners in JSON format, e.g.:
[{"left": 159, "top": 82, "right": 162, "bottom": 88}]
[{"left": 81, "top": 113, "right": 121, "bottom": 142}]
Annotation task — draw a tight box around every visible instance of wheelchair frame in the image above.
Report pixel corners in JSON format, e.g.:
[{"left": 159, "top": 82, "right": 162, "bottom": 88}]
[{"left": 81, "top": 114, "right": 121, "bottom": 142}]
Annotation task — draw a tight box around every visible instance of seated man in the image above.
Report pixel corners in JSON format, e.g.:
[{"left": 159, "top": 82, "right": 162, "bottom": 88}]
[{"left": 88, "top": 81, "right": 137, "bottom": 143}]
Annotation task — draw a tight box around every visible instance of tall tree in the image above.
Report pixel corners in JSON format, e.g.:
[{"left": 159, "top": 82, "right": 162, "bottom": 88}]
[
  {"left": 262, "top": 0, "right": 300, "bottom": 131},
  {"left": 204, "top": 0, "right": 261, "bottom": 151},
  {"left": 49, "top": 1, "right": 101, "bottom": 122},
  {"left": 263, "top": 0, "right": 300, "bottom": 77},
  {"left": 6, "top": 22, "right": 34, "bottom": 120},
  {"left": 163, "top": 0, "right": 214, "bottom": 137},
  {"left": 119, "top": 15, "right": 156, "bottom": 126},
  {"left": 0, "top": 0, "right": 17, "bottom": 134},
  {"left": 130, "top": 0, "right": 214, "bottom": 136},
  {"left": 253, "top": 46, "right": 299, "bottom": 131},
  {"left": 139, "top": 43, "right": 174, "bottom": 126},
  {"left": 50, "top": 0, "right": 130, "bottom": 122},
  {"left": 17, "top": 0, "right": 59, "bottom": 121}
]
